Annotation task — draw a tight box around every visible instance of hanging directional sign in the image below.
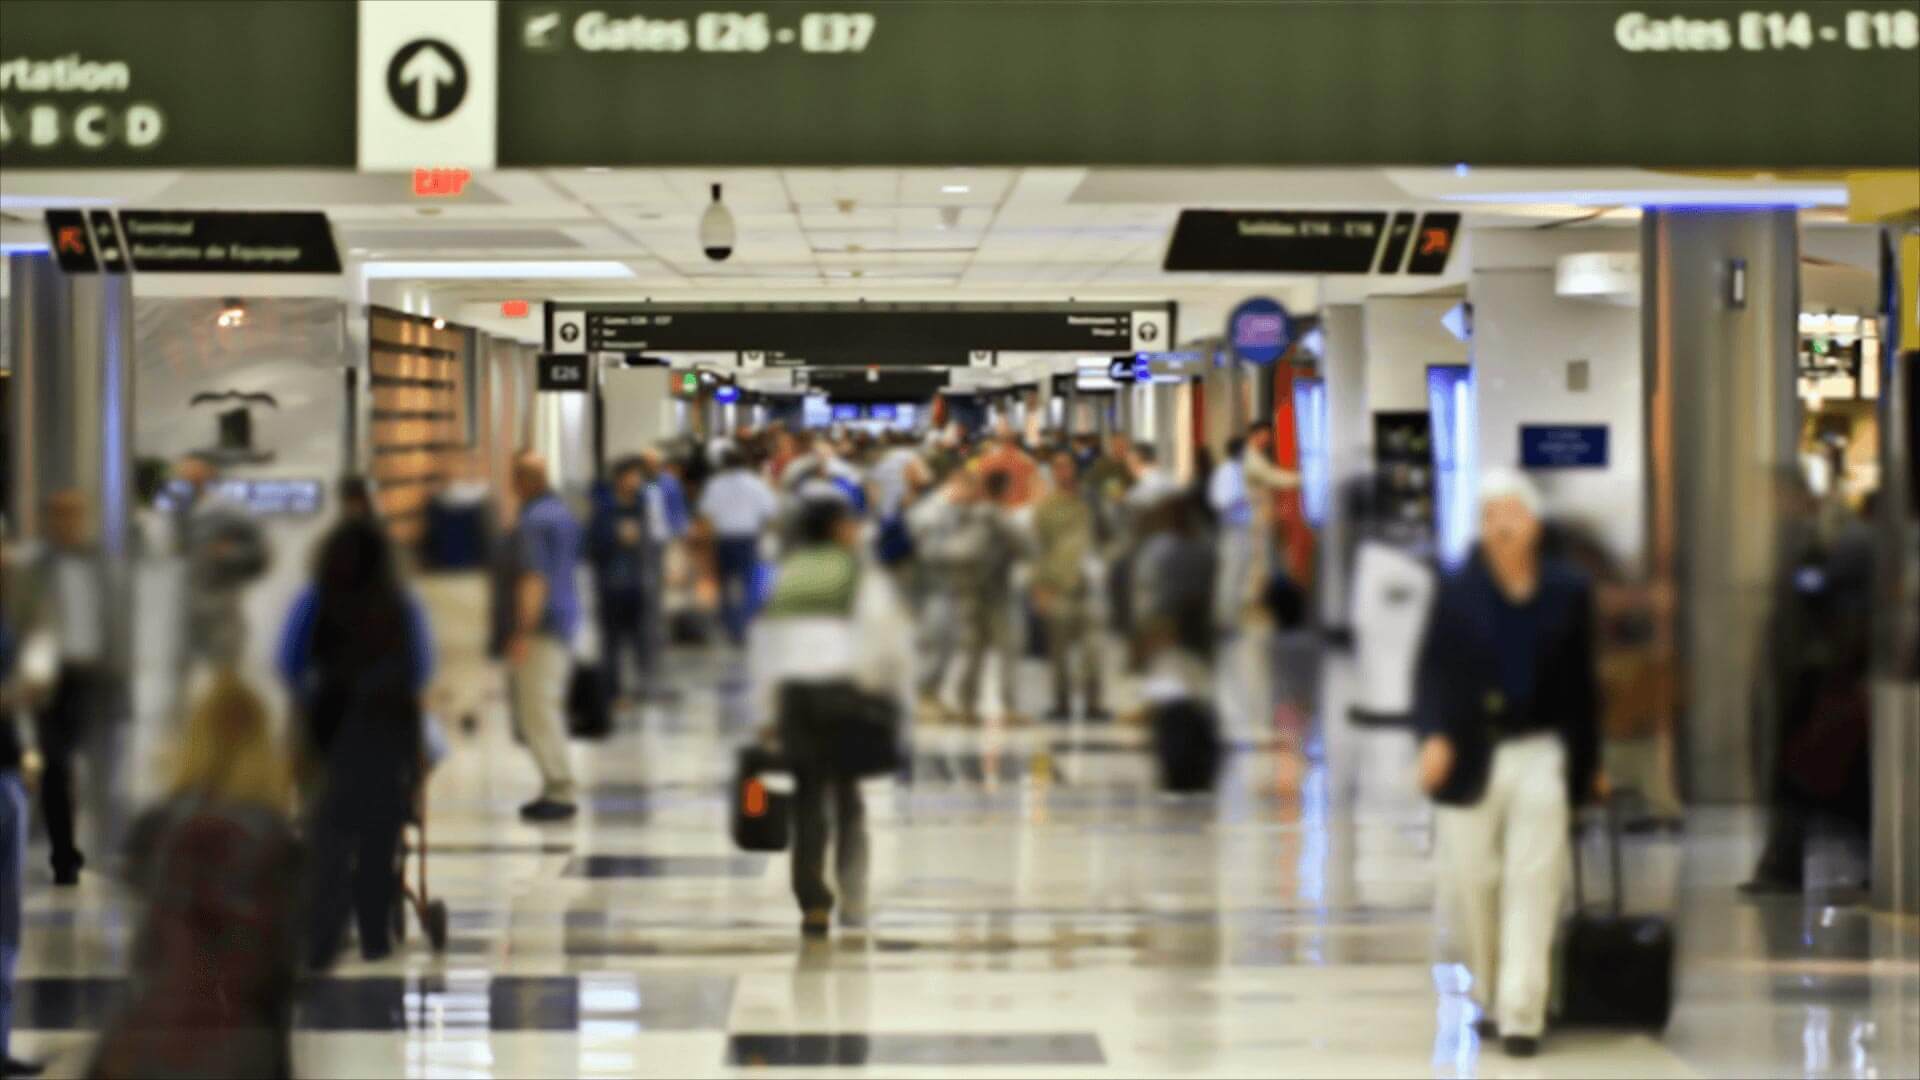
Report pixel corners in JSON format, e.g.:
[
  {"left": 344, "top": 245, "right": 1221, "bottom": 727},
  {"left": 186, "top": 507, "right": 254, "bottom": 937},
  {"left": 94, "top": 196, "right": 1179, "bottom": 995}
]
[
  {"left": 495, "top": 1, "right": 1917, "bottom": 168},
  {"left": 0, "top": 0, "right": 355, "bottom": 168},
  {"left": 1165, "top": 211, "right": 1390, "bottom": 274},
  {"left": 43, "top": 209, "right": 341, "bottom": 273},
  {"left": 547, "top": 304, "right": 1178, "bottom": 366}
]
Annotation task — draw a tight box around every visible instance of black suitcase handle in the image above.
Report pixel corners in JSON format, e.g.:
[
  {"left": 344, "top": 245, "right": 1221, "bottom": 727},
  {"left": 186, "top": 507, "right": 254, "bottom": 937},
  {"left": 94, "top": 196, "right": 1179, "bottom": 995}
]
[{"left": 1570, "top": 795, "right": 1626, "bottom": 917}]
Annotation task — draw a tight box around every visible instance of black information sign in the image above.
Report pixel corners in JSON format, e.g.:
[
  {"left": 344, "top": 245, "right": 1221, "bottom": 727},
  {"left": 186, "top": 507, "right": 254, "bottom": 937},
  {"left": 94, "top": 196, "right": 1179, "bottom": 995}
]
[
  {"left": 43, "top": 210, "right": 97, "bottom": 273},
  {"left": 557, "top": 305, "right": 1175, "bottom": 366},
  {"left": 1163, "top": 211, "right": 1389, "bottom": 274},
  {"left": 1376, "top": 213, "right": 1416, "bottom": 275},
  {"left": 1405, "top": 213, "right": 1462, "bottom": 276},
  {"left": 806, "top": 369, "right": 949, "bottom": 403},
  {"left": 115, "top": 211, "right": 342, "bottom": 274},
  {"left": 496, "top": 1, "right": 1917, "bottom": 169},
  {"left": 537, "top": 353, "right": 591, "bottom": 392},
  {"left": 1, "top": 1, "right": 356, "bottom": 169}
]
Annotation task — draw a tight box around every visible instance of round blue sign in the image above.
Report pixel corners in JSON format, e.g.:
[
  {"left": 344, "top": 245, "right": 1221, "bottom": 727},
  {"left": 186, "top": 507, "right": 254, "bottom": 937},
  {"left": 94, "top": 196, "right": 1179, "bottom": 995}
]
[{"left": 1227, "top": 296, "right": 1292, "bottom": 366}]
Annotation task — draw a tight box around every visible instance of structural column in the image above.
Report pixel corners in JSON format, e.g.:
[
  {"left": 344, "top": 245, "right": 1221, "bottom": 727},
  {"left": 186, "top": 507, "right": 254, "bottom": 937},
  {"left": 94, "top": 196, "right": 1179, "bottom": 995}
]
[
  {"left": 1871, "top": 227, "right": 1920, "bottom": 914},
  {"left": 1641, "top": 209, "right": 1799, "bottom": 804}
]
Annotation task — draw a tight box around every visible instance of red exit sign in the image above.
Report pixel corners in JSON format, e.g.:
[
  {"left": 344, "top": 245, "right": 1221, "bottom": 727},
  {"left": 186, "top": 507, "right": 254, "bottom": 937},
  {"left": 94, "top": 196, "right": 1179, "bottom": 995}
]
[
  {"left": 412, "top": 167, "right": 472, "bottom": 197},
  {"left": 500, "top": 299, "right": 530, "bottom": 318}
]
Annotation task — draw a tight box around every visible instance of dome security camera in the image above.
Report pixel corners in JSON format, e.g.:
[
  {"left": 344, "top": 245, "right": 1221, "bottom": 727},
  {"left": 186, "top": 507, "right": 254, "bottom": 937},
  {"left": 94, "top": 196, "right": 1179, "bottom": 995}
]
[{"left": 700, "top": 183, "right": 735, "bottom": 262}]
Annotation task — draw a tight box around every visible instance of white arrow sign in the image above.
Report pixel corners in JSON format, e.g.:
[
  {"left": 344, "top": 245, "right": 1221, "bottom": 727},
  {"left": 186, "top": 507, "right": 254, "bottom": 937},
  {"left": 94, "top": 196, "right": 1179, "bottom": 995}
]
[{"left": 399, "top": 44, "right": 457, "bottom": 118}]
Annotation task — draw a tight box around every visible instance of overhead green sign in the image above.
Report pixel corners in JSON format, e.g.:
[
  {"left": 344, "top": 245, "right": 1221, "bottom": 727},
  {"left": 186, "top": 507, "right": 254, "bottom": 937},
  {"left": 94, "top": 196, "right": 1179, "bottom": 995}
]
[
  {"left": 496, "top": 0, "right": 1919, "bottom": 168},
  {"left": 0, "top": 0, "right": 355, "bottom": 168}
]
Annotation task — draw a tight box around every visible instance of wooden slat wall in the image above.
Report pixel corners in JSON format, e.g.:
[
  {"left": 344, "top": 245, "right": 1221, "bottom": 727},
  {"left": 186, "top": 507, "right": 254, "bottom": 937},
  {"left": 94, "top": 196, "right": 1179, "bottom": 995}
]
[{"left": 368, "top": 309, "right": 471, "bottom": 544}]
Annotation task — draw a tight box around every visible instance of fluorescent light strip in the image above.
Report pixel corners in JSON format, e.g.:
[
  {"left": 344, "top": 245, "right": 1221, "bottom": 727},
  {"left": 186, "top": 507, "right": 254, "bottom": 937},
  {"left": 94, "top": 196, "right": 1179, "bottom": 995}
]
[
  {"left": 1438, "top": 188, "right": 1847, "bottom": 207},
  {"left": 1, "top": 243, "right": 51, "bottom": 255},
  {"left": 359, "top": 260, "right": 635, "bottom": 280}
]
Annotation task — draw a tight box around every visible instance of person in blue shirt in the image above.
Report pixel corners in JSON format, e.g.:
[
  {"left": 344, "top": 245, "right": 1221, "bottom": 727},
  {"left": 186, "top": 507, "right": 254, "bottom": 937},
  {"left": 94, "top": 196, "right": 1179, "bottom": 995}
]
[
  {"left": 492, "top": 453, "right": 583, "bottom": 822},
  {"left": 588, "top": 458, "right": 664, "bottom": 704},
  {"left": 276, "top": 517, "right": 434, "bottom": 967}
]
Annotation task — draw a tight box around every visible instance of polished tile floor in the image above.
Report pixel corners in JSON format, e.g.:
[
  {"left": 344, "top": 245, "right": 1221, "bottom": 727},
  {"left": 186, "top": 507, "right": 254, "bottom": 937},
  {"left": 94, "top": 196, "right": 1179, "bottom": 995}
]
[{"left": 12, "top": 593, "right": 1919, "bottom": 1078}]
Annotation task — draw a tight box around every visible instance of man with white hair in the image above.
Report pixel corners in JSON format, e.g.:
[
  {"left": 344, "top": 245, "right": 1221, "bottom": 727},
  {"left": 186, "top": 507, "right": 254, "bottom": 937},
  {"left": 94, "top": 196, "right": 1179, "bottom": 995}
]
[{"left": 1413, "top": 467, "right": 1604, "bottom": 1058}]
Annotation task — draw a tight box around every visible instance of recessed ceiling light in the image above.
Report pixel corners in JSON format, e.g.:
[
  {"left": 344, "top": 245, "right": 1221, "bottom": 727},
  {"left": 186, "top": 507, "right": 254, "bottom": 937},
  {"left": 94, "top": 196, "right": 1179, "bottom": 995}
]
[
  {"left": 941, "top": 185, "right": 970, "bottom": 194},
  {"left": 584, "top": 167, "right": 611, "bottom": 174}
]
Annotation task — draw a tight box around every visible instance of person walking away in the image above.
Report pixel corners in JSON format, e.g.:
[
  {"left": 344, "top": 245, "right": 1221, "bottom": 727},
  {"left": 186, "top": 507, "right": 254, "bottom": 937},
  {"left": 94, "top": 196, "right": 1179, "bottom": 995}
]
[
  {"left": 588, "top": 457, "right": 662, "bottom": 705},
  {"left": 908, "top": 468, "right": 976, "bottom": 722},
  {"left": 169, "top": 453, "right": 268, "bottom": 674},
  {"left": 870, "top": 434, "right": 929, "bottom": 580},
  {"left": 1032, "top": 453, "right": 1105, "bottom": 722},
  {"left": 88, "top": 674, "right": 300, "bottom": 1080},
  {"left": 0, "top": 613, "right": 49, "bottom": 1078},
  {"left": 954, "top": 471, "right": 1029, "bottom": 726},
  {"left": 11, "top": 491, "right": 110, "bottom": 886},
  {"left": 276, "top": 519, "right": 433, "bottom": 965},
  {"left": 699, "top": 449, "right": 780, "bottom": 648},
  {"left": 491, "top": 453, "right": 583, "bottom": 822},
  {"left": 1208, "top": 437, "right": 1261, "bottom": 633},
  {"left": 1742, "top": 477, "right": 1877, "bottom": 894},
  {"left": 1413, "top": 468, "right": 1603, "bottom": 1058},
  {"left": 751, "top": 496, "right": 913, "bottom": 938}
]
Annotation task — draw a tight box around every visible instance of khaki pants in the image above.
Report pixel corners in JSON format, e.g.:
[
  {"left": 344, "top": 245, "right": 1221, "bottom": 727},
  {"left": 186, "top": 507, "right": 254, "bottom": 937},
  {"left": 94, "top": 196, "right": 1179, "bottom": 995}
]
[
  {"left": 509, "top": 635, "right": 575, "bottom": 802},
  {"left": 1045, "top": 593, "right": 1102, "bottom": 713},
  {"left": 1435, "top": 734, "right": 1570, "bottom": 1038}
]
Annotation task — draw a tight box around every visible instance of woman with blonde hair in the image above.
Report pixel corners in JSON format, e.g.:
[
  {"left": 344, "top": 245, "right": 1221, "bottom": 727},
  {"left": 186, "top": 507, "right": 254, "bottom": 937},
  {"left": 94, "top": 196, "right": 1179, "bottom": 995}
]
[{"left": 89, "top": 673, "right": 301, "bottom": 1080}]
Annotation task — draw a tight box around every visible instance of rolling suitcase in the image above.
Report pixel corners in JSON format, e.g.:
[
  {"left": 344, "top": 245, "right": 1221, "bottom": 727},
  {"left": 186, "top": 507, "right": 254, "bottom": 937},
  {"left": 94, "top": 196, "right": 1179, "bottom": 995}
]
[
  {"left": 1150, "top": 698, "right": 1222, "bottom": 793},
  {"left": 1554, "top": 798, "right": 1675, "bottom": 1030},
  {"left": 731, "top": 744, "right": 792, "bottom": 853}
]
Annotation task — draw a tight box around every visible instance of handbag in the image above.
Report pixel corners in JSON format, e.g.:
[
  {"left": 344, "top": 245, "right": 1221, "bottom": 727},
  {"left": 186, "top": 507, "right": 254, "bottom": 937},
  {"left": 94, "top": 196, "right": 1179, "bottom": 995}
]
[{"left": 731, "top": 744, "right": 791, "bottom": 852}]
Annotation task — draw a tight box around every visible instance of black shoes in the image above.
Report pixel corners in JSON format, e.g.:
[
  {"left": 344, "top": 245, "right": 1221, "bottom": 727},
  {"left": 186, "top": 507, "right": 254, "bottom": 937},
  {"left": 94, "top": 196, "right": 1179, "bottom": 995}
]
[
  {"left": 4, "top": 1058, "right": 44, "bottom": 1077},
  {"left": 519, "top": 798, "right": 578, "bottom": 823},
  {"left": 51, "top": 852, "right": 83, "bottom": 887},
  {"left": 801, "top": 909, "right": 832, "bottom": 939},
  {"left": 1472, "top": 1017, "right": 1499, "bottom": 1040},
  {"left": 1502, "top": 1035, "right": 1539, "bottom": 1058}
]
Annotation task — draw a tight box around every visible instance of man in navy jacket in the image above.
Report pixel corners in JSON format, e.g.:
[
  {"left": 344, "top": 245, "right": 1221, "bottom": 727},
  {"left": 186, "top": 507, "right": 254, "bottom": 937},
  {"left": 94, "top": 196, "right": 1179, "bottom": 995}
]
[{"left": 1414, "top": 468, "right": 1604, "bottom": 1058}]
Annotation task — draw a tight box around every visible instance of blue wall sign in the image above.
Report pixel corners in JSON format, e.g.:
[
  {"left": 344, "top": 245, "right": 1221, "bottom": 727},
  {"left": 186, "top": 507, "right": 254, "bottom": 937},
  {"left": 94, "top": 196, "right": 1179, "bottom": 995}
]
[
  {"left": 1134, "top": 354, "right": 1153, "bottom": 382},
  {"left": 1227, "top": 297, "right": 1292, "bottom": 365},
  {"left": 1520, "top": 424, "right": 1609, "bottom": 468},
  {"left": 830, "top": 403, "right": 863, "bottom": 422},
  {"left": 713, "top": 384, "right": 740, "bottom": 404}
]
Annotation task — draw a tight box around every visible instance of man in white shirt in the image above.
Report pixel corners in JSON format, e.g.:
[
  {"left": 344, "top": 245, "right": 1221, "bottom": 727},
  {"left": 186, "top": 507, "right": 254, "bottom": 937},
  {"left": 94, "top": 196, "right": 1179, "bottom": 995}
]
[
  {"left": 12, "top": 491, "right": 111, "bottom": 886},
  {"left": 698, "top": 450, "right": 780, "bottom": 646}
]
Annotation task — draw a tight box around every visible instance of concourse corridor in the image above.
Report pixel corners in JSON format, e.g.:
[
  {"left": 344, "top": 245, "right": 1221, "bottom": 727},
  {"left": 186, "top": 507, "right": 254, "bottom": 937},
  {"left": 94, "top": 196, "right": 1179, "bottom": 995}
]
[{"left": 4, "top": 580, "right": 1914, "bottom": 1079}]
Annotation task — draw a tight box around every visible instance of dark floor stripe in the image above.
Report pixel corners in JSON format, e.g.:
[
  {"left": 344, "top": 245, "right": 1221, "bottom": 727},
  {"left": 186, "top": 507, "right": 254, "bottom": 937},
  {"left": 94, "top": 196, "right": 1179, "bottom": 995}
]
[
  {"left": 727, "top": 1032, "right": 1105, "bottom": 1067},
  {"left": 13, "top": 974, "right": 736, "bottom": 1032}
]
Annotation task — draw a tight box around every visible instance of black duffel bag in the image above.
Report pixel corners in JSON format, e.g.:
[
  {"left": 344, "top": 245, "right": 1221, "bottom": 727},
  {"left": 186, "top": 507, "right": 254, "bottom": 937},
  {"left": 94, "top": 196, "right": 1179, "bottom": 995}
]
[
  {"left": 1553, "top": 798, "right": 1675, "bottom": 1030},
  {"left": 567, "top": 662, "right": 612, "bottom": 739},
  {"left": 777, "top": 681, "right": 903, "bottom": 779}
]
